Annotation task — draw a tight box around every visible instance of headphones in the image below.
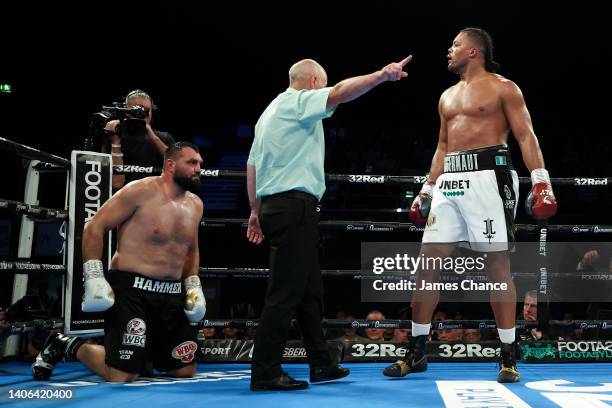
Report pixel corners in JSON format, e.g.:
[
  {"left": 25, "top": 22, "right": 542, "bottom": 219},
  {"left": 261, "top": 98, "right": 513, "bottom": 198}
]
[{"left": 124, "top": 89, "right": 158, "bottom": 112}]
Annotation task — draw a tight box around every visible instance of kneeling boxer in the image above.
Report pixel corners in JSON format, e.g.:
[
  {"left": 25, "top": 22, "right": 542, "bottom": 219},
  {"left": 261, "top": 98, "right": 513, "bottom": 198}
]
[{"left": 33, "top": 142, "right": 207, "bottom": 382}]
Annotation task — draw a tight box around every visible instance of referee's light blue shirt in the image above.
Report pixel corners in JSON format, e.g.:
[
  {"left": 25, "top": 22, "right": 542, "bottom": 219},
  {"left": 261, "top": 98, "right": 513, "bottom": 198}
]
[{"left": 247, "top": 87, "right": 336, "bottom": 201}]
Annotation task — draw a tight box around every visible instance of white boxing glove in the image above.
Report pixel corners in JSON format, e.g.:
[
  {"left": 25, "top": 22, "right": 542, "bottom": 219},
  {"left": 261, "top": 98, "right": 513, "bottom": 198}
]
[
  {"left": 82, "top": 260, "right": 115, "bottom": 312},
  {"left": 184, "top": 275, "right": 206, "bottom": 324}
]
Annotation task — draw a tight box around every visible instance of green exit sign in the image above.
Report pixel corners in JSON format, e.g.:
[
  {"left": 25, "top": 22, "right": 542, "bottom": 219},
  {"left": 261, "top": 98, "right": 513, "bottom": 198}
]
[{"left": 0, "top": 84, "right": 12, "bottom": 93}]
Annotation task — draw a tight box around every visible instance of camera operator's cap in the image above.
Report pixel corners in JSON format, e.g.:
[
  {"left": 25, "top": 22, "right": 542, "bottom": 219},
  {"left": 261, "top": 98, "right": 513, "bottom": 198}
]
[{"left": 125, "top": 89, "right": 158, "bottom": 111}]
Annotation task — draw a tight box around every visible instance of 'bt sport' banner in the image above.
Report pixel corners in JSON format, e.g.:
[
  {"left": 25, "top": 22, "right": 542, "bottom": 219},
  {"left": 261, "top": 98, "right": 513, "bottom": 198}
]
[{"left": 200, "top": 339, "right": 343, "bottom": 363}]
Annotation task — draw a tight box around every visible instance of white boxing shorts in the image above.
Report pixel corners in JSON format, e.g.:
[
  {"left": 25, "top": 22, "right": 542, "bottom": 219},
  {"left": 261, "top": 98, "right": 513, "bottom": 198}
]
[{"left": 422, "top": 144, "right": 519, "bottom": 252}]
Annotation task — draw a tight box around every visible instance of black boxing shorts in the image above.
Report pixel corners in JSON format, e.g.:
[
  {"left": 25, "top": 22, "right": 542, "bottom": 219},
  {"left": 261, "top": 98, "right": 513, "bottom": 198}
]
[{"left": 104, "top": 270, "right": 201, "bottom": 374}]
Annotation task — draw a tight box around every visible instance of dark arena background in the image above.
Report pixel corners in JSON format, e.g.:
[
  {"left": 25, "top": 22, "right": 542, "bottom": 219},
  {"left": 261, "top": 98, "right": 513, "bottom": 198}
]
[{"left": 1, "top": 2, "right": 611, "bottom": 407}]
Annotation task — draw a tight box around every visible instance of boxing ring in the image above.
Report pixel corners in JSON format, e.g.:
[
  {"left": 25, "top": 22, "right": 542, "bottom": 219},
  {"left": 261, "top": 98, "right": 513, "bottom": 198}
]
[
  {"left": 1, "top": 361, "right": 611, "bottom": 407},
  {"left": 1, "top": 136, "right": 612, "bottom": 407}
]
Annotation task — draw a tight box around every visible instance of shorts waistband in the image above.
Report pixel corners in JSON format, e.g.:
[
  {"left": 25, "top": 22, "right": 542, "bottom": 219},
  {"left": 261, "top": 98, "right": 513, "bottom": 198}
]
[
  {"left": 443, "top": 144, "right": 513, "bottom": 173},
  {"left": 263, "top": 190, "right": 318, "bottom": 203},
  {"left": 108, "top": 270, "right": 182, "bottom": 294}
]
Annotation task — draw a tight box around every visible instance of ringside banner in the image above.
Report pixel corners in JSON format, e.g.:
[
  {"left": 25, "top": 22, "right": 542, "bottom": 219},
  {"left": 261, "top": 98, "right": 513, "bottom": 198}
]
[
  {"left": 342, "top": 341, "right": 501, "bottom": 362},
  {"left": 520, "top": 340, "right": 612, "bottom": 363},
  {"left": 198, "top": 340, "right": 612, "bottom": 363},
  {"left": 200, "top": 339, "right": 342, "bottom": 363},
  {"left": 65, "top": 151, "right": 112, "bottom": 335}
]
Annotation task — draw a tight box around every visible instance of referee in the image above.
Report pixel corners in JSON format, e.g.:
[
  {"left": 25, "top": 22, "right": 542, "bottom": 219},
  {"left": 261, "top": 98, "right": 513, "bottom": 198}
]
[{"left": 246, "top": 56, "right": 412, "bottom": 391}]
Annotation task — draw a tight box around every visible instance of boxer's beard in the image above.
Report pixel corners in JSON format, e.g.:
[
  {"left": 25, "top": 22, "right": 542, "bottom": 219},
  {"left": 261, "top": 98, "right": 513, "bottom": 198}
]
[
  {"left": 447, "top": 59, "right": 463, "bottom": 74},
  {"left": 174, "top": 171, "right": 201, "bottom": 193}
]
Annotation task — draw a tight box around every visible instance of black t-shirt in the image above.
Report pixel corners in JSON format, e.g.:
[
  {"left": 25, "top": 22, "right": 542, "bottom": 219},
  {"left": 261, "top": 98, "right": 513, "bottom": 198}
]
[
  {"left": 517, "top": 327, "right": 549, "bottom": 342},
  {"left": 103, "top": 129, "right": 175, "bottom": 184}
]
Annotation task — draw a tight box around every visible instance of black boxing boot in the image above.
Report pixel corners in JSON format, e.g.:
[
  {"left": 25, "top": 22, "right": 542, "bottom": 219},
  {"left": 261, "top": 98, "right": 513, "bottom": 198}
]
[
  {"left": 497, "top": 342, "right": 520, "bottom": 383},
  {"left": 32, "top": 333, "right": 83, "bottom": 381},
  {"left": 383, "top": 334, "right": 428, "bottom": 377}
]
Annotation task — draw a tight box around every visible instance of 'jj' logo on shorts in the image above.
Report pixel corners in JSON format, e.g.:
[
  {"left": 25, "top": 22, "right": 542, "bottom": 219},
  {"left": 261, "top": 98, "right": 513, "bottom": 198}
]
[{"left": 483, "top": 218, "right": 496, "bottom": 243}]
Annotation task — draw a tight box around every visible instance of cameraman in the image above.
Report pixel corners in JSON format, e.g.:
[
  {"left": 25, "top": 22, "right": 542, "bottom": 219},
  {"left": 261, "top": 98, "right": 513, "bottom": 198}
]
[{"left": 103, "top": 90, "right": 174, "bottom": 190}]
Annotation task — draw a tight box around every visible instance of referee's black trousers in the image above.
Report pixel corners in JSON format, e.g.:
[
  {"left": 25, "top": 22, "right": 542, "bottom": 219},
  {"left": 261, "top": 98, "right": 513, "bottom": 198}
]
[{"left": 251, "top": 191, "right": 332, "bottom": 380}]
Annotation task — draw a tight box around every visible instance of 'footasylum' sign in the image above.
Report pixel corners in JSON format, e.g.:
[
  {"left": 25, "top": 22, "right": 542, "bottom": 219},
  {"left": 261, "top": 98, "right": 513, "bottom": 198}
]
[{"left": 520, "top": 341, "right": 612, "bottom": 362}]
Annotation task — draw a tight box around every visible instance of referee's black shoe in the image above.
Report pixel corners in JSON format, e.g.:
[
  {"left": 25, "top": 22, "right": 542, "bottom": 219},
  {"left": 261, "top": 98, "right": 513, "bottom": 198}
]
[
  {"left": 310, "top": 364, "right": 350, "bottom": 383},
  {"left": 250, "top": 373, "right": 309, "bottom": 391}
]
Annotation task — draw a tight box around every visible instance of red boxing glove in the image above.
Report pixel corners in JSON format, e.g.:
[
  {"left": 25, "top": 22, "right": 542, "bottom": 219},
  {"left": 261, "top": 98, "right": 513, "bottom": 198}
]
[
  {"left": 525, "top": 169, "right": 557, "bottom": 220},
  {"left": 409, "top": 182, "right": 434, "bottom": 226}
]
